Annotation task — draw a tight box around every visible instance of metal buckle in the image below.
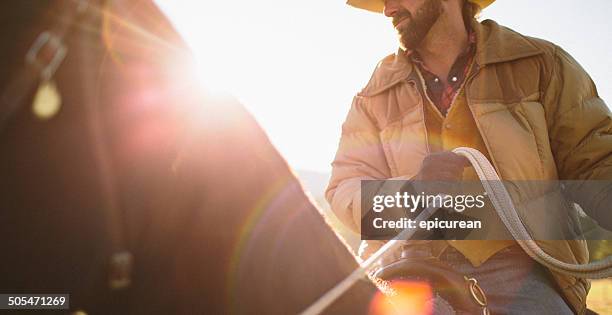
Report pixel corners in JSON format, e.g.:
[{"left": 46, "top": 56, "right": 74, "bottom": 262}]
[
  {"left": 465, "top": 276, "right": 489, "bottom": 314},
  {"left": 26, "top": 31, "right": 67, "bottom": 81},
  {"left": 109, "top": 251, "right": 133, "bottom": 290}
]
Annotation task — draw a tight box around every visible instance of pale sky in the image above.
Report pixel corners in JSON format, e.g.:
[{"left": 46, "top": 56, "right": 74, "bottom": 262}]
[{"left": 156, "top": 0, "right": 611, "bottom": 173}]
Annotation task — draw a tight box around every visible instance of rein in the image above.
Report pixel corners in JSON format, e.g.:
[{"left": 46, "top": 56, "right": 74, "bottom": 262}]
[{"left": 300, "top": 204, "right": 440, "bottom": 315}]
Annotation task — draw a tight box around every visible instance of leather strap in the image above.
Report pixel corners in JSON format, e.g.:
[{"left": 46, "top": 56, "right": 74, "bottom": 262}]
[{"left": 0, "top": 0, "right": 88, "bottom": 131}]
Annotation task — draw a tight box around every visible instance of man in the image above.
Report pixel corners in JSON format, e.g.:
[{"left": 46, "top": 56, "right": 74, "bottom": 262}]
[{"left": 326, "top": 0, "right": 611, "bottom": 314}]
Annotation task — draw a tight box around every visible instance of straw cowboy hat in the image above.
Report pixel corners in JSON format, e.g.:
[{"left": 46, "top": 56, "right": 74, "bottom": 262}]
[{"left": 347, "top": 0, "right": 495, "bottom": 13}]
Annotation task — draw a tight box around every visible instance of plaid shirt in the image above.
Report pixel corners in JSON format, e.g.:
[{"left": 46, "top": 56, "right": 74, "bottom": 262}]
[{"left": 409, "top": 31, "right": 477, "bottom": 116}]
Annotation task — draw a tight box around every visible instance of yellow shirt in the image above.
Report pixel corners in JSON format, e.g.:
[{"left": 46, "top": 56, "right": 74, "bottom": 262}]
[{"left": 423, "top": 78, "right": 514, "bottom": 267}]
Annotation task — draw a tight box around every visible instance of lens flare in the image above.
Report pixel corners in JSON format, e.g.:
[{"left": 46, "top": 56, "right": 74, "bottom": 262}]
[{"left": 369, "top": 280, "right": 433, "bottom": 315}]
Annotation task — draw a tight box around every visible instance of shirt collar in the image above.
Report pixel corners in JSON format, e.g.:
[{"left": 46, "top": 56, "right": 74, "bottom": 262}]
[{"left": 406, "top": 30, "right": 477, "bottom": 72}]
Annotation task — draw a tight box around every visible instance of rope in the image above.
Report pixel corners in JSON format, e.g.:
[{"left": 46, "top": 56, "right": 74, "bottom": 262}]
[{"left": 452, "top": 147, "right": 612, "bottom": 279}]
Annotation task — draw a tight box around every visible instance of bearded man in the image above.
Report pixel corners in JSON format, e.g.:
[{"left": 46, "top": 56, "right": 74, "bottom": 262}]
[{"left": 326, "top": 0, "right": 611, "bottom": 314}]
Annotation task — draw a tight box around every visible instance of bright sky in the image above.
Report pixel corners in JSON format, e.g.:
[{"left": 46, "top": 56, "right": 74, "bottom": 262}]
[{"left": 156, "top": 0, "right": 611, "bottom": 173}]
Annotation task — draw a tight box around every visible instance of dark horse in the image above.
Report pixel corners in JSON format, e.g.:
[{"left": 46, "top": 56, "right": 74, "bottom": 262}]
[{"left": 0, "top": 1, "right": 378, "bottom": 314}]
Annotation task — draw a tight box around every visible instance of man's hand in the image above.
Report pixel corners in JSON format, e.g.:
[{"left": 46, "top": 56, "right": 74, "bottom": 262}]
[
  {"left": 415, "top": 151, "right": 471, "bottom": 181},
  {"left": 410, "top": 151, "right": 471, "bottom": 199}
]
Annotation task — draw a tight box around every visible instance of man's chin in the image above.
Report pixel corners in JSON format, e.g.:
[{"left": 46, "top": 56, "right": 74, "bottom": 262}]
[
  {"left": 398, "top": 26, "right": 429, "bottom": 51},
  {"left": 399, "top": 35, "right": 420, "bottom": 51}
]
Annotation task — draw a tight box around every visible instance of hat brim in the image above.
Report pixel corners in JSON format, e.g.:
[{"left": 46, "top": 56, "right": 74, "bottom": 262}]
[
  {"left": 347, "top": 0, "right": 495, "bottom": 14},
  {"left": 346, "top": 0, "right": 384, "bottom": 13}
]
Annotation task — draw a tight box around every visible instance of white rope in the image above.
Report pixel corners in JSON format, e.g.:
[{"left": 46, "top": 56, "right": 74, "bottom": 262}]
[
  {"left": 452, "top": 147, "right": 612, "bottom": 279},
  {"left": 300, "top": 147, "right": 612, "bottom": 315}
]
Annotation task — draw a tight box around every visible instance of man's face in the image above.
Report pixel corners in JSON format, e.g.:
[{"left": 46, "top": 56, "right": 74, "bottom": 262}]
[{"left": 384, "top": 0, "right": 443, "bottom": 50}]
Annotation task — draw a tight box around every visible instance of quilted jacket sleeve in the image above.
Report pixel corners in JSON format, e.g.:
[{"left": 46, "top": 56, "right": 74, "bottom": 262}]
[
  {"left": 325, "top": 95, "right": 393, "bottom": 232},
  {"left": 544, "top": 46, "right": 612, "bottom": 230}
]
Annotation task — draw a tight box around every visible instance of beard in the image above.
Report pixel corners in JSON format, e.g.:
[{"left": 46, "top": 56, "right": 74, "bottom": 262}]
[{"left": 393, "top": 0, "right": 443, "bottom": 51}]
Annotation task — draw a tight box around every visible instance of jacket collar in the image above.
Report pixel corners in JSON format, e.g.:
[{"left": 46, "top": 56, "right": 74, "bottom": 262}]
[
  {"left": 360, "top": 19, "right": 544, "bottom": 96},
  {"left": 471, "top": 19, "right": 543, "bottom": 66},
  {"left": 358, "top": 50, "right": 415, "bottom": 96}
]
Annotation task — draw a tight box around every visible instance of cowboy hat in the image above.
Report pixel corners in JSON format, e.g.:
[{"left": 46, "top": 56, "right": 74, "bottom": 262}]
[{"left": 347, "top": 0, "right": 495, "bottom": 13}]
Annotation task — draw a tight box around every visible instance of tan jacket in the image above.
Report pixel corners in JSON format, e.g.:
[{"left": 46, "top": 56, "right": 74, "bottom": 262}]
[{"left": 326, "top": 19, "right": 612, "bottom": 314}]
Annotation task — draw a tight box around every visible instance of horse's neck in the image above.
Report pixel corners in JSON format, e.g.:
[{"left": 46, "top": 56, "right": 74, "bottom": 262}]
[{"left": 137, "top": 99, "right": 377, "bottom": 314}]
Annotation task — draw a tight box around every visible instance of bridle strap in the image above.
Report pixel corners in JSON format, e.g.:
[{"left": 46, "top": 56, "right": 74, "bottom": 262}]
[
  {"left": 73, "top": 2, "right": 133, "bottom": 289},
  {"left": 0, "top": 0, "right": 88, "bottom": 131}
]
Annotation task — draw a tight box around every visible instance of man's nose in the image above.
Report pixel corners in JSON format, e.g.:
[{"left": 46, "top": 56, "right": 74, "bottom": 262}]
[{"left": 384, "top": 0, "right": 399, "bottom": 17}]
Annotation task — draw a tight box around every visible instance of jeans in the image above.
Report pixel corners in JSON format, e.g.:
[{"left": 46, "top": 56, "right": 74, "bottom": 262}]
[{"left": 433, "top": 244, "right": 574, "bottom": 315}]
